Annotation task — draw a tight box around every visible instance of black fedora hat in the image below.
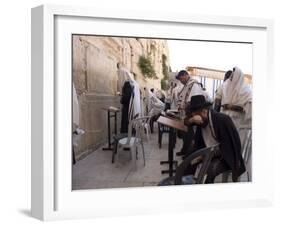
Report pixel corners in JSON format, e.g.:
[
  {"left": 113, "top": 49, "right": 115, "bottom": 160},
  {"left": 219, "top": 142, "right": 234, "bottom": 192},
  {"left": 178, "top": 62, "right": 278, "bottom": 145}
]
[{"left": 187, "top": 95, "right": 212, "bottom": 113}]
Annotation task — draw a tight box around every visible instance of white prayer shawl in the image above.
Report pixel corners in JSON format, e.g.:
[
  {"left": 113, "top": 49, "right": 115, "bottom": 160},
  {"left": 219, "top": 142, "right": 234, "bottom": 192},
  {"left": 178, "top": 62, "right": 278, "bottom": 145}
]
[
  {"left": 117, "top": 67, "right": 132, "bottom": 93},
  {"left": 140, "top": 90, "right": 145, "bottom": 117},
  {"left": 221, "top": 67, "right": 252, "bottom": 140},
  {"left": 170, "top": 84, "right": 183, "bottom": 110},
  {"left": 178, "top": 78, "right": 211, "bottom": 110},
  {"left": 132, "top": 81, "right": 141, "bottom": 118},
  {"left": 148, "top": 93, "right": 165, "bottom": 116},
  {"left": 156, "top": 90, "right": 166, "bottom": 101},
  {"left": 165, "top": 87, "right": 172, "bottom": 104},
  {"left": 72, "top": 84, "right": 85, "bottom": 148},
  {"left": 215, "top": 84, "right": 223, "bottom": 100},
  {"left": 221, "top": 67, "right": 252, "bottom": 107},
  {"left": 143, "top": 87, "right": 164, "bottom": 116},
  {"left": 126, "top": 71, "right": 141, "bottom": 119},
  {"left": 73, "top": 84, "right": 80, "bottom": 127},
  {"left": 144, "top": 88, "right": 153, "bottom": 115}
]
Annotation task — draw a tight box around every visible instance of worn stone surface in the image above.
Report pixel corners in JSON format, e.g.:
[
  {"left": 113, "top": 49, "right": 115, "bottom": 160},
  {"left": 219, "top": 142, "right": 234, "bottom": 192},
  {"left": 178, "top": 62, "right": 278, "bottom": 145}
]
[
  {"left": 73, "top": 35, "right": 170, "bottom": 159},
  {"left": 72, "top": 126, "right": 250, "bottom": 190}
]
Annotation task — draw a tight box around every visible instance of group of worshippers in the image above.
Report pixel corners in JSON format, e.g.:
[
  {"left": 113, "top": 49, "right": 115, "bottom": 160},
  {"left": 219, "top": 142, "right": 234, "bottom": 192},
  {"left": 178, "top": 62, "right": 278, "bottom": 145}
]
[
  {"left": 117, "top": 63, "right": 141, "bottom": 133},
  {"left": 71, "top": 63, "right": 165, "bottom": 164},
  {"left": 117, "top": 63, "right": 165, "bottom": 134},
  {"left": 172, "top": 67, "right": 252, "bottom": 183},
  {"left": 117, "top": 63, "right": 252, "bottom": 183}
]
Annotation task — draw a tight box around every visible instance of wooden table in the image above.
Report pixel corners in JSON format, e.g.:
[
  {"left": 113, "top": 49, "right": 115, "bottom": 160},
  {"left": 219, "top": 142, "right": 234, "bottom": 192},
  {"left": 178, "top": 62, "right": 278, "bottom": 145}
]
[
  {"left": 157, "top": 116, "right": 188, "bottom": 177},
  {"left": 102, "top": 107, "right": 120, "bottom": 151}
]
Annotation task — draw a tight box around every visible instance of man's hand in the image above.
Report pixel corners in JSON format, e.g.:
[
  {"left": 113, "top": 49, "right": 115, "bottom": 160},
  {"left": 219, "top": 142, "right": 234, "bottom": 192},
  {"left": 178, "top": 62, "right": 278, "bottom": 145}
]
[{"left": 189, "top": 115, "right": 203, "bottom": 125}]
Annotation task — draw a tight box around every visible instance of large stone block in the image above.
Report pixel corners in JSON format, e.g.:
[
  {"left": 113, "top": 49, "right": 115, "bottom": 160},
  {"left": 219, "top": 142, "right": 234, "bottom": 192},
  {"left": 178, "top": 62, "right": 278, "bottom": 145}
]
[
  {"left": 75, "top": 93, "right": 121, "bottom": 159},
  {"left": 86, "top": 44, "right": 118, "bottom": 95}
]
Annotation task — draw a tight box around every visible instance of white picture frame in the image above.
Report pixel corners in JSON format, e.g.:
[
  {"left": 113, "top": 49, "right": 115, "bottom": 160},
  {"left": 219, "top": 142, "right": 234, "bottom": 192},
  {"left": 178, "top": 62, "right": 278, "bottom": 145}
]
[{"left": 31, "top": 4, "right": 274, "bottom": 221}]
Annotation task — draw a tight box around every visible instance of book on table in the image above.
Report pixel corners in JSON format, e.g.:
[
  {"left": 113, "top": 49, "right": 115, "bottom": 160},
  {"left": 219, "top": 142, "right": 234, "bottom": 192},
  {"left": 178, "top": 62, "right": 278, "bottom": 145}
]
[{"left": 157, "top": 116, "right": 187, "bottom": 132}]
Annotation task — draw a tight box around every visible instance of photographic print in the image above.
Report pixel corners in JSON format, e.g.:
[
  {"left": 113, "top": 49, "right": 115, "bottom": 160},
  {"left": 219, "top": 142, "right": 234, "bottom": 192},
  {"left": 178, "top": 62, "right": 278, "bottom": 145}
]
[
  {"left": 31, "top": 5, "right": 274, "bottom": 220},
  {"left": 71, "top": 35, "right": 252, "bottom": 190}
]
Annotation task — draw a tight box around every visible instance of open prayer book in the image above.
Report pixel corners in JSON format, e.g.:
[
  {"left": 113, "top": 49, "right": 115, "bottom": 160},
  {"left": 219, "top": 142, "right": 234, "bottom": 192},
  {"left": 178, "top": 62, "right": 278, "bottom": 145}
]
[
  {"left": 108, "top": 106, "right": 120, "bottom": 112},
  {"left": 166, "top": 109, "right": 181, "bottom": 119}
]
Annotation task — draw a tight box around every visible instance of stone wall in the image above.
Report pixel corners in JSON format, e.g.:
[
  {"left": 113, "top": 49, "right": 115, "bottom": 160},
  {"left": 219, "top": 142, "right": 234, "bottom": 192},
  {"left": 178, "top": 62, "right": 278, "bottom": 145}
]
[{"left": 73, "top": 35, "right": 170, "bottom": 160}]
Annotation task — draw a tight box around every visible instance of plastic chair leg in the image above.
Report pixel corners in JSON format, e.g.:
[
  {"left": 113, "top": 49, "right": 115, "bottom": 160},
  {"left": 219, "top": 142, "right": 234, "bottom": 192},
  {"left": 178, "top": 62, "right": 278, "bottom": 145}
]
[
  {"left": 141, "top": 141, "right": 145, "bottom": 166},
  {"left": 145, "top": 124, "right": 150, "bottom": 142},
  {"left": 146, "top": 123, "right": 151, "bottom": 141},
  {"left": 115, "top": 144, "right": 121, "bottom": 167},
  {"left": 131, "top": 146, "right": 137, "bottom": 171},
  {"left": 111, "top": 140, "right": 118, "bottom": 163}
]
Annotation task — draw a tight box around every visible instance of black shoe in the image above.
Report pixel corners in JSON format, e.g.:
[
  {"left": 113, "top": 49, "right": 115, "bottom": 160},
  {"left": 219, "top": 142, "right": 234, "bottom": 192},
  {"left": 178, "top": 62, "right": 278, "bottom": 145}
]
[{"left": 123, "top": 147, "right": 131, "bottom": 151}]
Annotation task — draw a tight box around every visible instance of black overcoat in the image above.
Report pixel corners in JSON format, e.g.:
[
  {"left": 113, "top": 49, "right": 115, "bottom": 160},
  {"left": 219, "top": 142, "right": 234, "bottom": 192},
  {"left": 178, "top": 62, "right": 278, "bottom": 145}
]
[
  {"left": 193, "top": 110, "right": 246, "bottom": 181},
  {"left": 120, "top": 81, "right": 133, "bottom": 133}
]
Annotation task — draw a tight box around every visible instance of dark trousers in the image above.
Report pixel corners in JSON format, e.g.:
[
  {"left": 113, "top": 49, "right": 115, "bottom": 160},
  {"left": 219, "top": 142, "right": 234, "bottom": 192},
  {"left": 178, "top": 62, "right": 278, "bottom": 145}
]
[
  {"left": 164, "top": 103, "right": 171, "bottom": 111},
  {"left": 121, "top": 105, "right": 129, "bottom": 133},
  {"left": 183, "top": 158, "right": 230, "bottom": 183},
  {"left": 205, "top": 158, "right": 230, "bottom": 183},
  {"left": 150, "top": 114, "right": 160, "bottom": 133},
  {"left": 179, "top": 127, "right": 194, "bottom": 155}
]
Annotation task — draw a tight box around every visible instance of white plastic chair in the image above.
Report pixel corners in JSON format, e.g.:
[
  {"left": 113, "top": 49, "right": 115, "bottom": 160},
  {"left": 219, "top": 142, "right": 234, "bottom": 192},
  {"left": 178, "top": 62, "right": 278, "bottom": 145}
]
[
  {"left": 116, "top": 116, "right": 150, "bottom": 170},
  {"left": 142, "top": 116, "right": 152, "bottom": 142},
  {"left": 240, "top": 128, "right": 252, "bottom": 181}
]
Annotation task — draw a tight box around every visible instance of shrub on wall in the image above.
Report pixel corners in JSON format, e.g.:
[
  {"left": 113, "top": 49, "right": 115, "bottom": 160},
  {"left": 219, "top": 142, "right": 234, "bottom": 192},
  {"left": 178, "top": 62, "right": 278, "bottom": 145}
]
[
  {"left": 161, "top": 78, "right": 169, "bottom": 90},
  {"left": 138, "top": 56, "right": 157, "bottom": 79},
  {"left": 161, "top": 54, "right": 170, "bottom": 90},
  {"left": 162, "top": 54, "right": 169, "bottom": 80}
]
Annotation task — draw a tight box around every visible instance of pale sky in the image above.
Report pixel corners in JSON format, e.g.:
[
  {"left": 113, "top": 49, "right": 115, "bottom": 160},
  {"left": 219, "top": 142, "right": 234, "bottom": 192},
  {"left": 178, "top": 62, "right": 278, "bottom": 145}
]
[{"left": 168, "top": 40, "right": 253, "bottom": 75}]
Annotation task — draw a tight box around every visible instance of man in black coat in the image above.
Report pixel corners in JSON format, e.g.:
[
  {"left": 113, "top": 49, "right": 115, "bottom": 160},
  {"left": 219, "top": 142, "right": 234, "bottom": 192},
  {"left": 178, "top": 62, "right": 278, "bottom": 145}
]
[
  {"left": 184, "top": 95, "right": 246, "bottom": 183},
  {"left": 120, "top": 81, "right": 133, "bottom": 133}
]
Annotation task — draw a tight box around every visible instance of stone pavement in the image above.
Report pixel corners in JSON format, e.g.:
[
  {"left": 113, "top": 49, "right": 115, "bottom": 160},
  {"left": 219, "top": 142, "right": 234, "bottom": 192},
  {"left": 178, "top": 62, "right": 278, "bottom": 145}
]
[{"left": 72, "top": 126, "right": 250, "bottom": 190}]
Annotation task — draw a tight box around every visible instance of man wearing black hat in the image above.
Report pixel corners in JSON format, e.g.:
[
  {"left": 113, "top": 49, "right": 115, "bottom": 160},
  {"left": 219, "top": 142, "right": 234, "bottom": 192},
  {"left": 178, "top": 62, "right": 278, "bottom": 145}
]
[
  {"left": 175, "top": 70, "right": 211, "bottom": 157},
  {"left": 184, "top": 95, "right": 246, "bottom": 183}
]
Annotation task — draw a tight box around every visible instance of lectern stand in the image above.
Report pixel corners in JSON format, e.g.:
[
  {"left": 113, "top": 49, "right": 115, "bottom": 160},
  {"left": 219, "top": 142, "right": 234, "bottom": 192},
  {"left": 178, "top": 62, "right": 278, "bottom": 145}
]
[
  {"left": 157, "top": 116, "right": 188, "bottom": 177},
  {"left": 102, "top": 107, "right": 120, "bottom": 151}
]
